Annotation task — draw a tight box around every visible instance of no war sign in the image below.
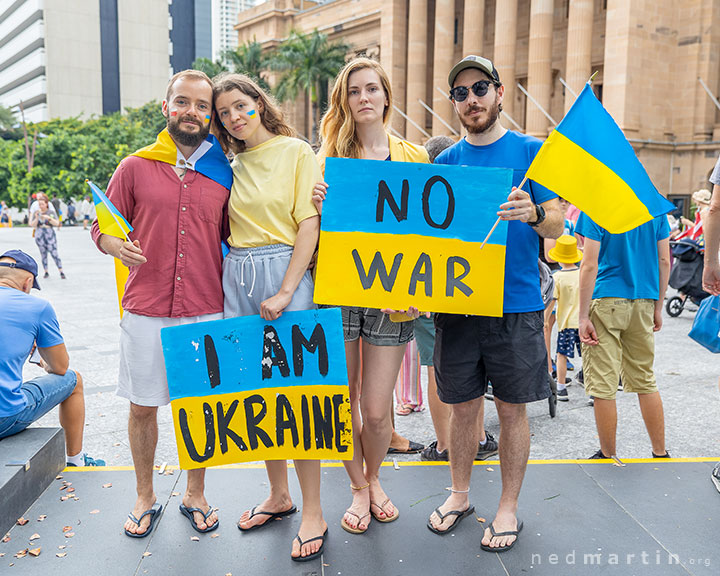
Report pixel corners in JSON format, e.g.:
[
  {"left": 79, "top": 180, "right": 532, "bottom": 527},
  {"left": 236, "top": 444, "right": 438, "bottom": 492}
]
[
  {"left": 314, "top": 158, "right": 511, "bottom": 317},
  {"left": 161, "top": 308, "right": 352, "bottom": 469}
]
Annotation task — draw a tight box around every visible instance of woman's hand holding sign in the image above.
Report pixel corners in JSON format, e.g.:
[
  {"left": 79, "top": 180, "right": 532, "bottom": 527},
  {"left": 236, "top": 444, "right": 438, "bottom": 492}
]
[{"left": 312, "top": 181, "right": 329, "bottom": 215}]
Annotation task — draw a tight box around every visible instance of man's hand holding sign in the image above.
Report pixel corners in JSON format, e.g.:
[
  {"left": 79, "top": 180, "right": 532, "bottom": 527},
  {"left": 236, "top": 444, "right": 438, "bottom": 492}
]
[{"left": 314, "top": 158, "right": 512, "bottom": 317}]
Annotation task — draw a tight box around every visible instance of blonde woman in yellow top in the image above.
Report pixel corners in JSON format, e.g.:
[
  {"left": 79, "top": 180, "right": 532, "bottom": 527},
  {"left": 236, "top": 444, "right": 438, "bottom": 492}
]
[
  {"left": 313, "top": 58, "right": 429, "bottom": 534},
  {"left": 213, "top": 73, "right": 326, "bottom": 562}
]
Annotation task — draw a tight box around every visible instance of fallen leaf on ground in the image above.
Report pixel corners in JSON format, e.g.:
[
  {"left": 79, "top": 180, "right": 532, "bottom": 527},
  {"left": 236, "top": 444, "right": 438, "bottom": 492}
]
[
  {"left": 102, "top": 483, "right": 112, "bottom": 489},
  {"left": 14, "top": 549, "right": 27, "bottom": 558},
  {"left": 62, "top": 526, "right": 72, "bottom": 533},
  {"left": 486, "top": 467, "right": 494, "bottom": 472},
  {"left": 0, "top": 553, "right": 4, "bottom": 557},
  {"left": 476, "top": 516, "right": 486, "bottom": 523},
  {"left": 56, "top": 552, "right": 67, "bottom": 558},
  {"left": 142, "top": 552, "right": 152, "bottom": 557},
  {"left": 55, "top": 475, "right": 63, "bottom": 480},
  {"left": 171, "top": 492, "right": 180, "bottom": 497},
  {"left": 190, "top": 536, "right": 199, "bottom": 542},
  {"left": 90, "top": 510, "right": 100, "bottom": 515},
  {"left": 113, "top": 442, "right": 121, "bottom": 447},
  {"left": 66, "top": 487, "right": 75, "bottom": 493},
  {"left": 59, "top": 485, "right": 67, "bottom": 491},
  {"left": 16, "top": 518, "right": 28, "bottom": 526},
  {"left": 29, "top": 534, "right": 40, "bottom": 541},
  {"left": 163, "top": 470, "right": 174, "bottom": 475},
  {"left": 210, "top": 534, "right": 219, "bottom": 539},
  {"left": 37, "top": 516, "right": 47, "bottom": 522},
  {"left": 2, "top": 535, "right": 10, "bottom": 543},
  {"left": 58, "top": 545, "right": 66, "bottom": 549},
  {"left": 64, "top": 533, "right": 75, "bottom": 539},
  {"left": 60, "top": 496, "right": 68, "bottom": 501},
  {"left": 28, "top": 548, "right": 41, "bottom": 557}
]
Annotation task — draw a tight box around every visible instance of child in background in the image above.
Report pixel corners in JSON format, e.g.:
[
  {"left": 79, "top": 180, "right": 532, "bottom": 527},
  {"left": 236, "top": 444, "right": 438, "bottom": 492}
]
[{"left": 548, "top": 235, "right": 583, "bottom": 401}]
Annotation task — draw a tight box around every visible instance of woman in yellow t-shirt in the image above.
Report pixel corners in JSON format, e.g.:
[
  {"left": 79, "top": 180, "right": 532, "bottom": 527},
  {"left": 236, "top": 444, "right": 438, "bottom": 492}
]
[
  {"left": 213, "top": 73, "right": 325, "bottom": 562},
  {"left": 313, "top": 58, "right": 429, "bottom": 535}
]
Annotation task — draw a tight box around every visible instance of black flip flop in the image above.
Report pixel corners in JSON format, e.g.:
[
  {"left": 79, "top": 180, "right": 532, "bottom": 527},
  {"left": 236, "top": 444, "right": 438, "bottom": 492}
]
[
  {"left": 125, "top": 503, "right": 163, "bottom": 538},
  {"left": 237, "top": 504, "right": 298, "bottom": 531},
  {"left": 426, "top": 504, "right": 476, "bottom": 535},
  {"left": 291, "top": 528, "right": 328, "bottom": 562},
  {"left": 480, "top": 519, "right": 524, "bottom": 553},
  {"left": 179, "top": 504, "right": 219, "bottom": 533},
  {"left": 387, "top": 440, "right": 425, "bottom": 454}
]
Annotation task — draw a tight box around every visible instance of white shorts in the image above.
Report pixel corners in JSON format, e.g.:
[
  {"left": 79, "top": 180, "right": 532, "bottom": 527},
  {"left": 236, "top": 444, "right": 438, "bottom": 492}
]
[{"left": 117, "top": 311, "right": 224, "bottom": 406}]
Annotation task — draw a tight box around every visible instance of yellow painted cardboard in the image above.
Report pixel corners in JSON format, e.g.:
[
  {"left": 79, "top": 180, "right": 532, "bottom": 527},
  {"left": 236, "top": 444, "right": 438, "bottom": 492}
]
[
  {"left": 314, "top": 231, "right": 506, "bottom": 317},
  {"left": 171, "top": 385, "right": 353, "bottom": 469}
]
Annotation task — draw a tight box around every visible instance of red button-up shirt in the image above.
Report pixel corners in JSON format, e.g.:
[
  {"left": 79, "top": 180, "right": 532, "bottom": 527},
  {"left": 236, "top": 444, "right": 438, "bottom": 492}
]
[{"left": 92, "top": 156, "right": 230, "bottom": 318}]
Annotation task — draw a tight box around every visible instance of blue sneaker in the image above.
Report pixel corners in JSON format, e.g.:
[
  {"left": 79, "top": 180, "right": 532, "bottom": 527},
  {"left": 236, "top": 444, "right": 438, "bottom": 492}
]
[{"left": 67, "top": 454, "right": 106, "bottom": 467}]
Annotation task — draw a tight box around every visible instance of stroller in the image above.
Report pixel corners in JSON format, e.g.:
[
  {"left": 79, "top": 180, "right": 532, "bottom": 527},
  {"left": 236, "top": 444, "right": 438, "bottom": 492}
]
[{"left": 667, "top": 239, "right": 710, "bottom": 317}]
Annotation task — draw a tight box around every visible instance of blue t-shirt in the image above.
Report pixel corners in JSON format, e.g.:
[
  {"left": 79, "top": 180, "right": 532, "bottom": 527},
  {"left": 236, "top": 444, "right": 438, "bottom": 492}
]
[
  {"left": 435, "top": 131, "right": 557, "bottom": 313},
  {"left": 575, "top": 214, "right": 670, "bottom": 300},
  {"left": 0, "top": 287, "right": 64, "bottom": 416}
]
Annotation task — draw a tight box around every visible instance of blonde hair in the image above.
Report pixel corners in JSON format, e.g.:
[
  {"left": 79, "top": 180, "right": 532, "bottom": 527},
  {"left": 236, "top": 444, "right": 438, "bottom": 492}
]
[
  {"left": 212, "top": 73, "right": 295, "bottom": 154},
  {"left": 166, "top": 69, "right": 214, "bottom": 102},
  {"left": 318, "top": 58, "right": 392, "bottom": 160}
]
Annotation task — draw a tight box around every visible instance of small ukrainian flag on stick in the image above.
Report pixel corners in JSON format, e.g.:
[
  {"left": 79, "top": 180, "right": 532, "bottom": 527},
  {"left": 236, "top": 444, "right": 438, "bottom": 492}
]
[{"left": 86, "top": 180, "right": 133, "bottom": 241}]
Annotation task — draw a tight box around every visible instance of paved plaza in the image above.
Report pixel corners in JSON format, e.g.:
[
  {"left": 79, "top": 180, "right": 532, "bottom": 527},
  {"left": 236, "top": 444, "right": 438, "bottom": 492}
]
[{"left": 0, "top": 225, "right": 718, "bottom": 465}]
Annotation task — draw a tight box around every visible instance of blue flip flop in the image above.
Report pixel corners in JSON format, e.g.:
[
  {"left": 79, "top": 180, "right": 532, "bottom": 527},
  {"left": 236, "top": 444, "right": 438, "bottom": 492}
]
[
  {"left": 179, "top": 504, "right": 219, "bottom": 533},
  {"left": 125, "top": 503, "right": 163, "bottom": 538}
]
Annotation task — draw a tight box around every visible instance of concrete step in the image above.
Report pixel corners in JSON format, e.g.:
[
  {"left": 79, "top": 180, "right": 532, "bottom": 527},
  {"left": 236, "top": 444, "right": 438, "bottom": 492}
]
[{"left": 0, "top": 428, "right": 65, "bottom": 535}]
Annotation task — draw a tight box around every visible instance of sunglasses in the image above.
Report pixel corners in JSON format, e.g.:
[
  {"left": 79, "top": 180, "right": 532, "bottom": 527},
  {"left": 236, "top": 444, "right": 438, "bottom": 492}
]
[{"left": 449, "top": 80, "right": 498, "bottom": 102}]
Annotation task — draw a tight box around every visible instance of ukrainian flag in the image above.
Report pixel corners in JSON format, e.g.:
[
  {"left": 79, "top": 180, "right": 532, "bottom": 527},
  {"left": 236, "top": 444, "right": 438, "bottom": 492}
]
[
  {"left": 87, "top": 180, "right": 132, "bottom": 240},
  {"left": 526, "top": 83, "right": 675, "bottom": 233}
]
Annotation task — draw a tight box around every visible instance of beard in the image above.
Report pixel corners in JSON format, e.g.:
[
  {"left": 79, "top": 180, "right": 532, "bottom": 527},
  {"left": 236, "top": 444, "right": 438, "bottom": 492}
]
[
  {"left": 167, "top": 114, "right": 210, "bottom": 148},
  {"left": 460, "top": 95, "right": 501, "bottom": 135}
]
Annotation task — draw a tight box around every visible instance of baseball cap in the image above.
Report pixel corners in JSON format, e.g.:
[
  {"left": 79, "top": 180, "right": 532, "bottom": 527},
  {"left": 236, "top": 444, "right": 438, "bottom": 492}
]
[
  {"left": 448, "top": 55, "right": 501, "bottom": 87},
  {"left": 0, "top": 249, "right": 41, "bottom": 289}
]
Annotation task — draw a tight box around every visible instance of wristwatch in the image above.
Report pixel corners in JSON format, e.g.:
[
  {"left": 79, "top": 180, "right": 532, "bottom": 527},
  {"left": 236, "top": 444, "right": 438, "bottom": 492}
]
[{"left": 528, "top": 203, "right": 546, "bottom": 227}]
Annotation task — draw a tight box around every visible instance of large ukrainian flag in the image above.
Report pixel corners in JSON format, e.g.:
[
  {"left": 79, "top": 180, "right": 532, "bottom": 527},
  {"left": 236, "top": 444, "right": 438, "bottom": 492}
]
[{"left": 526, "top": 83, "right": 675, "bottom": 233}]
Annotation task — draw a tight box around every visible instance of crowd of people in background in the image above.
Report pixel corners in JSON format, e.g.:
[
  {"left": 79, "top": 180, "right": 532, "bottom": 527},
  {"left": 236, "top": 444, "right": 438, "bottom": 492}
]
[{"left": 0, "top": 50, "right": 718, "bottom": 564}]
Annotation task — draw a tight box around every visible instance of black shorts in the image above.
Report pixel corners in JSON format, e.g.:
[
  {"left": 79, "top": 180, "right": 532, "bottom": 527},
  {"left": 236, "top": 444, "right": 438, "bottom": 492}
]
[{"left": 433, "top": 311, "right": 550, "bottom": 404}]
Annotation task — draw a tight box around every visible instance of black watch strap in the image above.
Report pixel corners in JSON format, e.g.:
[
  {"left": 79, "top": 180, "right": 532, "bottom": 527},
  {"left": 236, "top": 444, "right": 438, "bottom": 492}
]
[{"left": 528, "top": 204, "right": 545, "bottom": 227}]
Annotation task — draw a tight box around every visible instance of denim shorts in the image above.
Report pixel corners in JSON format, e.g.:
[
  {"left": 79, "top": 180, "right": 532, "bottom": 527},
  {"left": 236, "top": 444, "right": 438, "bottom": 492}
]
[
  {"left": 0, "top": 371, "right": 77, "bottom": 439},
  {"left": 341, "top": 306, "right": 414, "bottom": 346}
]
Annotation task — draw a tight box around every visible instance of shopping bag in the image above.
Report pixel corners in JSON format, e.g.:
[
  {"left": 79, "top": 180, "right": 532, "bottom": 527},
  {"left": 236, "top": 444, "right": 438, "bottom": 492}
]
[{"left": 689, "top": 295, "right": 720, "bottom": 353}]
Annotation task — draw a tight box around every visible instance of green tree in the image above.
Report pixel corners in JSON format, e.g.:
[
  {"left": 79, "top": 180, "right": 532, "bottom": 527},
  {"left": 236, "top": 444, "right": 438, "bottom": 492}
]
[
  {"left": 271, "top": 30, "right": 350, "bottom": 142},
  {"left": 223, "top": 40, "right": 271, "bottom": 91},
  {"left": 0, "top": 105, "right": 21, "bottom": 140},
  {"left": 192, "top": 57, "right": 228, "bottom": 79}
]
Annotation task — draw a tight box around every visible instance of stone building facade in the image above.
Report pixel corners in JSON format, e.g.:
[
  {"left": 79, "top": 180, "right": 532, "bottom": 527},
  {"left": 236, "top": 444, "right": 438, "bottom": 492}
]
[{"left": 236, "top": 0, "right": 720, "bottom": 213}]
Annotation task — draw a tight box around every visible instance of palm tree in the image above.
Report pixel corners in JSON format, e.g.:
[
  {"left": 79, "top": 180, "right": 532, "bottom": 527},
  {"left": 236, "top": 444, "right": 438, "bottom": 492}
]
[
  {"left": 191, "top": 57, "right": 228, "bottom": 79},
  {"left": 271, "top": 30, "right": 350, "bottom": 142},
  {"left": 223, "top": 40, "right": 271, "bottom": 92}
]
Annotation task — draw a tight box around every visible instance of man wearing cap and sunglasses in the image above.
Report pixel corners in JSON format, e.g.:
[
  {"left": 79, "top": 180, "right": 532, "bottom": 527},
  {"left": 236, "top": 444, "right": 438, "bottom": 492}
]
[
  {"left": 0, "top": 250, "right": 104, "bottom": 467},
  {"left": 427, "top": 56, "right": 564, "bottom": 552}
]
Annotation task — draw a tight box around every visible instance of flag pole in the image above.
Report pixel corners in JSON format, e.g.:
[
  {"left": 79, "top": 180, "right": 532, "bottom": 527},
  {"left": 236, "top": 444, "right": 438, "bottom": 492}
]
[
  {"left": 479, "top": 175, "right": 529, "bottom": 249},
  {"left": 86, "top": 180, "right": 132, "bottom": 243}
]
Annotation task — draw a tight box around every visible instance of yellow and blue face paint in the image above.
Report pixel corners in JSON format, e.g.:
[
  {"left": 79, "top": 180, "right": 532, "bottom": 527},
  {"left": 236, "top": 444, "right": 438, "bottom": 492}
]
[
  {"left": 204, "top": 114, "right": 211, "bottom": 124},
  {"left": 247, "top": 109, "right": 257, "bottom": 119}
]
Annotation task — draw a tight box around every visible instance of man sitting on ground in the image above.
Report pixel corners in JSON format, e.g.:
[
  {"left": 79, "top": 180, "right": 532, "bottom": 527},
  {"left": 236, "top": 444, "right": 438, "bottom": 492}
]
[{"left": 0, "top": 250, "right": 104, "bottom": 467}]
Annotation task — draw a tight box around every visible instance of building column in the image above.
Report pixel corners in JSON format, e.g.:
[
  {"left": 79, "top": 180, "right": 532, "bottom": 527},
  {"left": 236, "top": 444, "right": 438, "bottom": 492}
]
[
  {"left": 602, "top": 0, "right": 633, "bottom": 130},
  {"left": 525, "top": 0, "right": 554, "bottom": 138},
  {"left": 493, "top": 0, "right": 518, "bottom": 119},
  {"left": 380, "top": 0, "right": 408, "bottom": 136},
  {"left": 462, "top": 0, "right": 484, "bottom": 57},
  {"left": 432, "top": 0, "right": 455, "bottom": 135},
  {"left": 564, "top": 0, "right": 593, "bottom": 113},
  {"left": 406, "top": 0, "right": 428, "bottom": 143}
]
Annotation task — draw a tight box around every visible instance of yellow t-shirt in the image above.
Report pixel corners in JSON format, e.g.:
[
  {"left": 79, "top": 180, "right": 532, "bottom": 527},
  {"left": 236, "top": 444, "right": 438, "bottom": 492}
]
[
  {"left": 228, "top": 135, "right": 321, "bottom": 248},
  {"left": 553, "top": 267, "right": 580, "bottom": 331}
]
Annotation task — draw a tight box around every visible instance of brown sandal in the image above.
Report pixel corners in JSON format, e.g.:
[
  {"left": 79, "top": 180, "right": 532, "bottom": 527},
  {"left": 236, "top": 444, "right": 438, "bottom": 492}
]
[
  {"left": 370, "top": 498, "right": 399, "bottom": 523},
  {"left": 341, "top": 483, "right": 371, "bottom": 534}
]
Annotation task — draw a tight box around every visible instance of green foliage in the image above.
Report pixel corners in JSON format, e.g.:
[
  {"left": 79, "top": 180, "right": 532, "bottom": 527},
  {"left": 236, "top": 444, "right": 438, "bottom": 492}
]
[
  {"left": 0, "top": 101, "right": 165, "bottom": 207},
  {"left": 192, "top": 57, "right": 228, "bottom": 79},
  {"left": 0, "top": 105, "right": 21, "bottom": 140},
  {"left": 271, "top": 30, "right": 350, "bottom": 141},
  {"left": 223, "top": 40, "right": 271, "bottom": 91}
]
